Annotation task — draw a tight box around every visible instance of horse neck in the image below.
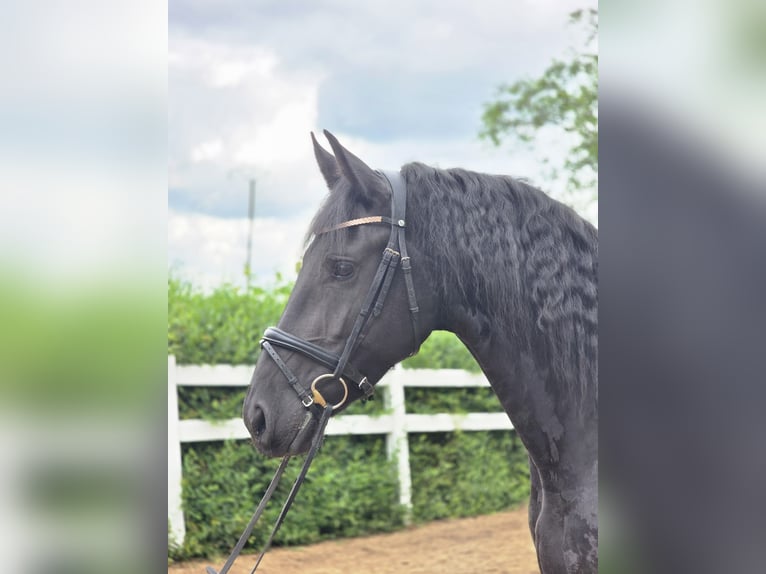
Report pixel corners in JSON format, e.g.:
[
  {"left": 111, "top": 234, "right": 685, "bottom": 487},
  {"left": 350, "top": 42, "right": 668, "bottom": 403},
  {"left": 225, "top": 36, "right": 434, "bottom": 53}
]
[
  {"left": 407, "top": 166, "right": 598, "bottom": 429},
  {"left": 407, "top": 167, "right": 536, "bottom": 351}
]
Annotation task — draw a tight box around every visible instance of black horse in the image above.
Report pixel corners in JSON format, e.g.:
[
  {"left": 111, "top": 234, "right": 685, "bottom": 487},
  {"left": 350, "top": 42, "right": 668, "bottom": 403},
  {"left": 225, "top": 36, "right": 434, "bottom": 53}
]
[{"left": 243, "top": 131, "right": 598, "bottom": 573}]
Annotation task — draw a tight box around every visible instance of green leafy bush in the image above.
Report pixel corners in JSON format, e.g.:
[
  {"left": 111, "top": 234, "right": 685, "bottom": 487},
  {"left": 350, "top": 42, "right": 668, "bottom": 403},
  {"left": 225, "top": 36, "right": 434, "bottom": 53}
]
[
  {"left": 170, "top": 277, "right": 484, "bottom": 421},
  {"left": 168, "top": 277, "right": 529, "bottom": 560},
  {"left": 168, "top": 276, "right": 292, "bottom": 365},
  {"left": 173, "top": 436, "right": 403, "bottom": 560},
  {"left": 409, "top": 431, "right": 530, "bottom": 522},
  {"left": 402, "top": 330, "right": 480, "bottom": 372}
]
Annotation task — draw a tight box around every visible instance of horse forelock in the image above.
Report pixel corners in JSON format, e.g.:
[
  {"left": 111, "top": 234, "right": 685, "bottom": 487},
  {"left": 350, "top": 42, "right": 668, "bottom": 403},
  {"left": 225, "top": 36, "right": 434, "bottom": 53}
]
[{"left": 304, "top": 179, "right": 359, "bottom": 252}]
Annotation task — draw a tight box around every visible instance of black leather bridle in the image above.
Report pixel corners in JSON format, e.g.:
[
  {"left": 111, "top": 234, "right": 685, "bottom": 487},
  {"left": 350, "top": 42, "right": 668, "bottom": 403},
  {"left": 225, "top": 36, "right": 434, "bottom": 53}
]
[
  {"left": 207, "top": 170, "right": 419, "bottom": 574},
  {"left": 260, "top": 169, "right": 419, "bottom": 414}
]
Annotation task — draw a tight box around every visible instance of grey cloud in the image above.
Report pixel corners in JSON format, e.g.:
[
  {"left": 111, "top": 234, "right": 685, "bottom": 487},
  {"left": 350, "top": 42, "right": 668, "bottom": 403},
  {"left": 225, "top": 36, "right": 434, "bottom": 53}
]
[
  {"left": 170, "top": 0, "right": 592, "bottom": 143},
  {"left": 169, "top": 0, "right": 597, "bottom": 280},
  {"left": 169, "top": 162, "right": 326, "bottom": 220},
  {"left": 318, "top": 69, "right": 493, "bottom": 141}
]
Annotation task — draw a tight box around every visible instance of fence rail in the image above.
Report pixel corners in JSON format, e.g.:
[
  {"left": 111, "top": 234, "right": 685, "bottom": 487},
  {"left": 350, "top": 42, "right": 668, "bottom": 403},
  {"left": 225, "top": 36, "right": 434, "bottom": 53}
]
[{"left": 167, "top": 356, "right": 513, "bottom": 545}]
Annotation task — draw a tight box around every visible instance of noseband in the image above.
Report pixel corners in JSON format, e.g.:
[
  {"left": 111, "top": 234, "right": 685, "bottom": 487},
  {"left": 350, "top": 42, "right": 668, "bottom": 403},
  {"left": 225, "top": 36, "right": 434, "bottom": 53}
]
[
  {"left": 260, "top": 169, "right": 419, "bottom": 413},
  {"left": 207, "top": 170, "right": 419, "bottom": 574}
]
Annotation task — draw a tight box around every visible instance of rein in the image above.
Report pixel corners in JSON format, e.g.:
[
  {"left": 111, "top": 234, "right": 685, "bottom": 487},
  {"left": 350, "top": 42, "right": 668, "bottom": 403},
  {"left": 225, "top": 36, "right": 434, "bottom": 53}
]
[
  {"left": 206, "top": 406, "right": 332, "bottom": 574},
  {"left": 206, "top": 170, "right": 418, "bottom": 573}
]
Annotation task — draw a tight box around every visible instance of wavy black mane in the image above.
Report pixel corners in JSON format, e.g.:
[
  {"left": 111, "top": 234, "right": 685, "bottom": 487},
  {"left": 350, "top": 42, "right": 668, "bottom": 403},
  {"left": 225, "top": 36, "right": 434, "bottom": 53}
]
[{"left": 402, "top": 162, "right": 598, "bottom": 405}]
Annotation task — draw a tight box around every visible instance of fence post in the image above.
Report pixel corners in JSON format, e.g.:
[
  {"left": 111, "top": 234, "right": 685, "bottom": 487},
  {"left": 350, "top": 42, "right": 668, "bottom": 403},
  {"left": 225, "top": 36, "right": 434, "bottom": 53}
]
[
  {"left": 385, "top": 365, "right": 412, "bottom": 523},
  {"left": 167, "top": 355, "right": 186, "bottom": 546}
]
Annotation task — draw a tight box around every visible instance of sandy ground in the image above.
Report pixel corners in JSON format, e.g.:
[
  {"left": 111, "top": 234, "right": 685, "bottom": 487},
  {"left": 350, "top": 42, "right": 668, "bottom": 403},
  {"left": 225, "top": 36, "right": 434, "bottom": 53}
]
[{"left": 169, "top": 506, "right": 538, "bottom": 574}]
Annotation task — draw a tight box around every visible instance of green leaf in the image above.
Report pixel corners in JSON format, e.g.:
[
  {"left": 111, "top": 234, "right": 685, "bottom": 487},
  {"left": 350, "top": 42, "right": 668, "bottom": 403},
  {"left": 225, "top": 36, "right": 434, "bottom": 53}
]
[{"left": 479, "top": 8, "right": 598, "bottom": 200}]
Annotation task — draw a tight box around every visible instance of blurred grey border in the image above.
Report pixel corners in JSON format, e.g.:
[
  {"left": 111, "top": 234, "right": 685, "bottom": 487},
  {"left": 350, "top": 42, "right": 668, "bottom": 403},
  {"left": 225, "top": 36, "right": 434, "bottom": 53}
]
[
  {"left": 600, "top": 1, "right": 766, "bottom": 572},
  {"left": 0, "top": 2, "right": 166, "bottom": 573}
]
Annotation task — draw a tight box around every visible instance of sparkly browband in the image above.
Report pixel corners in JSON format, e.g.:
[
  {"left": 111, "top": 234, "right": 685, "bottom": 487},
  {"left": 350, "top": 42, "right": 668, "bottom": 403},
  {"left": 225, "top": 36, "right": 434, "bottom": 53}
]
[{"left": 316, "top": 216, "right": 393, "bottom": 235}]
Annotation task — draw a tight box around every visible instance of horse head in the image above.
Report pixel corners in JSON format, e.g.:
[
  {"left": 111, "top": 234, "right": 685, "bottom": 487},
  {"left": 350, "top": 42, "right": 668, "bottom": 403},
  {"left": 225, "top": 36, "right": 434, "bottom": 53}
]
[{"left": 243, "top": 131, "right": 437, "bottom": 456}]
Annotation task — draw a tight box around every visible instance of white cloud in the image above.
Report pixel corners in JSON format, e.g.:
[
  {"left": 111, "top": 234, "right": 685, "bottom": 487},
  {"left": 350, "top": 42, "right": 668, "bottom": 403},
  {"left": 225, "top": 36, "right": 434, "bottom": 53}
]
[
  {"left": 168, "top": 209, "right": 312, "bottom": 289},
  {"left": 168, "top": 0, "right": 598, "bottom": 285},
  {"left": 169, "top": 128, "right": 596, "bottom": 288},
  {"left": 208, "top": 56, "right": 277, "bottom": 88},
  {"left": 232, "top": 96, "right": 320, "bottom": 168},
  {"left": 168, "top": 39, "right": 278, "bottom": 87},
  {"left": 190, "top": 139, "right": 223, "bottom": 162},
  {"left": 169, "top": 34, "right": 326, "bottom": 216}
]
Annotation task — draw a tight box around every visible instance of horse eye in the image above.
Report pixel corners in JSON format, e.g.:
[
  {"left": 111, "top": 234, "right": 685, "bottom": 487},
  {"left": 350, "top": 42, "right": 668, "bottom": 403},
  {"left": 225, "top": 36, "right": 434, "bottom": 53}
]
[{"left": 332, "top": 261, "right": 354, "bottom": 278}]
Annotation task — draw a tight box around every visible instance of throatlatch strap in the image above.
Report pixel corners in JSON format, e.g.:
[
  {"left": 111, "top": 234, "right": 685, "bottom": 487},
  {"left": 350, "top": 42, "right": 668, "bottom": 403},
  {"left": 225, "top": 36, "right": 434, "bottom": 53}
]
[{"left": 381, "top": 170, "right": 421, "bottom": 348}]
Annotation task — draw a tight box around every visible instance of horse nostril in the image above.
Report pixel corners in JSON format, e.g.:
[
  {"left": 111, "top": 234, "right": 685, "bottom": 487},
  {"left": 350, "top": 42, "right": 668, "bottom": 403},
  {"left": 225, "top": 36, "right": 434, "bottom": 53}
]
[{"left": 250, "top": 405, "right": 266, "bottom": 437}]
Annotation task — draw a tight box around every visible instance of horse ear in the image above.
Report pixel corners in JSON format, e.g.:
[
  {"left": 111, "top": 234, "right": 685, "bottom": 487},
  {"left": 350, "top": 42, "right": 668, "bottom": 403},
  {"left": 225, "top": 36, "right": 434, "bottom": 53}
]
[
  {"left": 323, "top": 130, "right": 383, "bottom": 203},
  {"left": 311, "top": 132, "right": 340, "bottom": 189}
]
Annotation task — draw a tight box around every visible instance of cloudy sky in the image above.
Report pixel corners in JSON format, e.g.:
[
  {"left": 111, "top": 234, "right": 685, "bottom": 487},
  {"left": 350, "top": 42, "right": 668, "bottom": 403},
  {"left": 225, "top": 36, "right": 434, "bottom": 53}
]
[{"left": 169, "top": 0, "right": 597, "bottom": 288}]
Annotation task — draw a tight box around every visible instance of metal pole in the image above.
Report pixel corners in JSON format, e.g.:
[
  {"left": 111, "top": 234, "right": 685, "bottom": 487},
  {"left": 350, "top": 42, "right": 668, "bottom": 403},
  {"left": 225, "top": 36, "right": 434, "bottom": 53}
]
[{"left": 245, "top": 179, "right": 255, "bottom": 287}]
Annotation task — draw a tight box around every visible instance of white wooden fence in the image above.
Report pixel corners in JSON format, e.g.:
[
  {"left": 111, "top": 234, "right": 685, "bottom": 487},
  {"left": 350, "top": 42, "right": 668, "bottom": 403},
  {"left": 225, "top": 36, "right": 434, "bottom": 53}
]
[{"left": 168, "top": 356, "right": 514, "bottom": 545}]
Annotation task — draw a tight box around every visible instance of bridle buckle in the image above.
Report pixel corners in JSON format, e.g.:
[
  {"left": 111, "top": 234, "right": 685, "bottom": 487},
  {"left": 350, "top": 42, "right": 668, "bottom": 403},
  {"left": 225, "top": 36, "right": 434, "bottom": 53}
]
[
  {"left": 358, "top": 377, "right": 374, "bottom": 400},
  {"left": 310, "top": 374, "right": 349, "bottom": 411}
]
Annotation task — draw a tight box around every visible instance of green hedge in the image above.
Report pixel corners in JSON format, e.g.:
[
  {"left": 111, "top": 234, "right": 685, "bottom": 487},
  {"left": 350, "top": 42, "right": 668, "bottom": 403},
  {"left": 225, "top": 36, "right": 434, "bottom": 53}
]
[
  {"left": 168, "top": 276, "right": 479, "bottom": 370},
  {"left": 168, "top": 276, "right": 292, "bottom": 365},
  {"left": 169, "top": 277, "right": 493, "bottom": 421},
  {"left": 168, "top": 277, "right": 529, "bottom": 560},
  {"left": 410, "top": 431, "right": 530, "bottom": 522},
  {"left": 174, "top": 436, "right": 404, "bottom": 559}
]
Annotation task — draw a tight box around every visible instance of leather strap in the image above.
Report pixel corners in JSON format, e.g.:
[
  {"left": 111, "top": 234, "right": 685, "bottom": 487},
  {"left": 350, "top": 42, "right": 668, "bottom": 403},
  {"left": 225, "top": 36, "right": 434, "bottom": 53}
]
[
  {"left": 332, "top": 242, "right": 398, "bottom": 381},
  {"left": 248, "top": 405, "right": 333, "bottom": 573},
  {"left": 316, "top": 215, "right": 392, "bottom": 235},
  {"left": 261, "top": 340, "right": 314, "bottom": 407},
  {"left": 373, "top": 249, "right": 400, "bottom": 317},
  {"left": 206, "top": 407, "right": 333, "bottom": 574},
  {"left": 381, "top": 170, "right": 421, "bottom": 351},
  {"left": 205, "top": 455, "right": 291, "bottom": 574},
  {"left": 262, "top": 328, "right": 366, "bottom": 386}
]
